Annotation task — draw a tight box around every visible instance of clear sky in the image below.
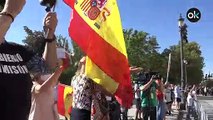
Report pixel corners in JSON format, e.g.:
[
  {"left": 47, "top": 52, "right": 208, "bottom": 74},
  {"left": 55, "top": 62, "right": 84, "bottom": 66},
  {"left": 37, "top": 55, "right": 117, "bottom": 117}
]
[{"left": 5, "top": 0, "right": 213, "bottom": 75}]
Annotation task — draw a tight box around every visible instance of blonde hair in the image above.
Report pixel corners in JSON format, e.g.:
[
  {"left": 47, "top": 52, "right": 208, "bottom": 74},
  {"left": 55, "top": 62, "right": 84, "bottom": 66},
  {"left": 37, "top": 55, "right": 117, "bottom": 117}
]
[
  {"left": 75, "top": 61, "right": 85, "bottom": 75},
  {"left": 75, "top": 56, "right": 86, "bottom": 75}
]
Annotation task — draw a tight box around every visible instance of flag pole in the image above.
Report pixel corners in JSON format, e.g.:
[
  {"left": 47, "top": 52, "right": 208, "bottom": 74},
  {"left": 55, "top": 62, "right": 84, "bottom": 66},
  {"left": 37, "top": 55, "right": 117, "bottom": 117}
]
[{"left": 166, "top": 53, "right": 172, "bottom": 83}]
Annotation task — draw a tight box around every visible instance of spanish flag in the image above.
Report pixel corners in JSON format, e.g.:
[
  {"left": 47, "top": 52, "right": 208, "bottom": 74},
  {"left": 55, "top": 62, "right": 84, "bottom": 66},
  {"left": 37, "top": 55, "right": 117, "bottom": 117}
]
[
  {"left": 57, "top": 83, "right": 73, "bottom": 119},
  {"left": 64, "top": 0, "right": 133, "bottom": 108}
]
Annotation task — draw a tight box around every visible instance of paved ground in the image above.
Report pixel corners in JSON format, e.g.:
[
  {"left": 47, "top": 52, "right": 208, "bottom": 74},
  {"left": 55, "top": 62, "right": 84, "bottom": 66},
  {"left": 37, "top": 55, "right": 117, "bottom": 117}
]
[
  {"left": 178, "top": 110, "right": 199, "bottom": 120},
  {"left": 177, "top": 96, "right": 213, "bottom": 120},
  {"left": 59, "top": 96, "right": 213, "bottom": 120},
  {"left": 128, "top": 104, "right": 180, "bottom": 120},
  {"left": 59, "top": 104, "right": 181, "bottom": 120},
  {"left": 165, "top": 109, "right": 180, "bottom": 120},
  {"left": 196, "top": 96, "right": 213, "bottom": 120}
]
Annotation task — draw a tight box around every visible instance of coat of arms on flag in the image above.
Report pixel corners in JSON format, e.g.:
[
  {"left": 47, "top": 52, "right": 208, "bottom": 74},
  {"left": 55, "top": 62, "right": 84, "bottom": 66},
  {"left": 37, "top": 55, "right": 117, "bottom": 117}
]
[{"left": 64, "top": 0, "right": 134, "bottom": 108}]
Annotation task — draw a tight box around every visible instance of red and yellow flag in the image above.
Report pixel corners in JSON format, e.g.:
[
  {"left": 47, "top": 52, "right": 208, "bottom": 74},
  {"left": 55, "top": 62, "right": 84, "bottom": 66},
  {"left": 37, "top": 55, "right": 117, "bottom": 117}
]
[
  {"left": 64, "top": 0, "right": 133, "bottom": 108},
  {"left": 57, "top": 83, "right": 73, "bottom": 118}
]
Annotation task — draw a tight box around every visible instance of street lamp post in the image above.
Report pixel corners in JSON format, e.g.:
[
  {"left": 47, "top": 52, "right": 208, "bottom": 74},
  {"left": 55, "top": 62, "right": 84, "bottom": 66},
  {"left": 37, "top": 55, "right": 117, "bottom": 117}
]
[
  {"left": 184, "top": 59, "right": 188, "bottom": 87},
  {"left": 178, "top": 14, "right": 186, "bottom": 110},
  {"left": 178, "top": 14, "right": 185, "bottom": 91}
]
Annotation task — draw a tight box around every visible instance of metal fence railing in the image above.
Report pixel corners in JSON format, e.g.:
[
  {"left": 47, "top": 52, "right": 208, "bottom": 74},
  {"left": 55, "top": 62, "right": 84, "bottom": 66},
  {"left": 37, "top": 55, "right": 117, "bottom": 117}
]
[
  {"left": 195, "top": 100, "right": 211, "bottom": 120},
  {"left": 196, "top": 100, "right": 202, "bottom": 120}
]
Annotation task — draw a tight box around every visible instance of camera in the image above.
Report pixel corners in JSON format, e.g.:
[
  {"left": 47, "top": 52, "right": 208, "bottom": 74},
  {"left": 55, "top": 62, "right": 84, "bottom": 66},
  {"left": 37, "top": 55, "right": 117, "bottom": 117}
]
[
  {"left": 136, "top": 71, "right": 160, "bottom": 85},
  {"left": 39, "top": 0, "right": 56, "bottom": 12},
  {"left": 39, "top": 0, "right": 56, "bottom": 7}
]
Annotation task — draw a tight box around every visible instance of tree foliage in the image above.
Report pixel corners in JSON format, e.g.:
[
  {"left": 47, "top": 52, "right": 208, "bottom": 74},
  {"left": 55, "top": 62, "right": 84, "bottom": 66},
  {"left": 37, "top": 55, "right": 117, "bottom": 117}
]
[
  {"left": 59, "top": 40, "right": 84, "bottom": 85},
  {"left": 162, "top": 42, "right": 204, "bottom": 84},
  {"left": 123, "top": 29, "right": 166, "bottom": 78},
  {"left": 57, "top": 35, "right": 70, "bottom": 52},
  {"left": 23, "top": 26, "right": 204, "bottom": 85},
  {"left": 23, "top": 26, "right": 46, "bottom": 56},
  {"left": 124, "top": 29, "right": 204, "bottom": 85},
  {"left": 22, "top": 26, "right": 84, "bottom": 85}
]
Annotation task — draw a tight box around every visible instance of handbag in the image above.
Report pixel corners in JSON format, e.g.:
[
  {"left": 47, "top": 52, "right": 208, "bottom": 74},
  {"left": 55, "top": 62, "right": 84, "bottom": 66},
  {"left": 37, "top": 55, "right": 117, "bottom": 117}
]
[
  {"left": 98, "top": 101, "right": 109, "bottom": 115},
  {"left": 94, "top": 93, "right": 109, "bottom": 115}
]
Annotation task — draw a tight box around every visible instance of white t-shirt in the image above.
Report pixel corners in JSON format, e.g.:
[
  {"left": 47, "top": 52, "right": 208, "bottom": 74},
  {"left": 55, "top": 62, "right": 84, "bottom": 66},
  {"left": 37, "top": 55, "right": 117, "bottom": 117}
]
[
  {"left": 165, "top": 88, "right": 172, "bottom": 102},
  {"left": 174, "top": 86, "right": 181, "bottom": 98},
  {"left": 134, "top": 84, "right": 140, "bottom": 99},
  {"left": 29, "top": 83, "right": 59, "bottom": 120},
  {"left": 187, "top": 93, "right": 195, "bottom": 107},
  {"left": 192, "top": 91, "right": 197, "bottom": 101},
  {"left": 204, "top": 87, "right": 207, "bottom": 93}
]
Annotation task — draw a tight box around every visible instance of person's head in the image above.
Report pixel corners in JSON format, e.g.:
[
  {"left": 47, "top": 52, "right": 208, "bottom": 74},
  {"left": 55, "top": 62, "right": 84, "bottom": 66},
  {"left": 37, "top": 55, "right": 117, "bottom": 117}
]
[
  {"left": 156, "top": 78, "right": 164, "bottom": 90},
  {"left": 156, "top": 78, "right": 162, "bottom": 85},
  {"left": 75, "top": 56, "right": 86, "bottom": 75},
  {"left": 164, "top": 82, "right": 170, "bottom": 88}
]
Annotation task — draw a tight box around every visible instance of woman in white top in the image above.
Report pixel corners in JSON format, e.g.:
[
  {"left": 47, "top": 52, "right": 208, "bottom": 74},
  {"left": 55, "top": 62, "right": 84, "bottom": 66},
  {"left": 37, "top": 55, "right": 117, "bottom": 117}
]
[
  {"left": 134, "top": 82, "right": 142, "bottom": 120},
  {"left": 165, "top": 84, "right": 173, "bottom": 115},
  {"left": 174, "top": 85, "right": 181, "bottom": 110},
  {"left": 29, "top": 67, "right": 63, "bottom": 120},
  {"left": 186, "top": 85, "right": 196, "bottom": 119}
]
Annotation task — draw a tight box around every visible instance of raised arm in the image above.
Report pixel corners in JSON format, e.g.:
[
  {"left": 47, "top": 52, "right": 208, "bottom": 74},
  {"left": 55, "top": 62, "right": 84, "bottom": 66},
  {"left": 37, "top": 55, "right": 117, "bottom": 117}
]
[
  {"left": 0, "top": 0, "right": 26, "bottom": 43},
  {"left": 141, "top": 75, "right": 155, "bottom": 91},
  {"left": 34, "top": 66, "right": 63, "bottom": 93},
  {"left": 189, "top": 85, "right": 196, "bottom": 93},
  {"left": 42, "top": 12, "right": 58, "bottom": 70},
  {"left": 129, "top": 66, "right": 143, "bottom": 73}
]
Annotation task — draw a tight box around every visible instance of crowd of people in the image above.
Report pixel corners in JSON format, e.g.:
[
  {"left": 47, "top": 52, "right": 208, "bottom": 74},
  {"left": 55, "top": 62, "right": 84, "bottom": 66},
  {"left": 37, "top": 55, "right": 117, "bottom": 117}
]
[
  {"left": 0, "top": 1, "right": 129, "bottom": 120},
  {"left": 0, "top": 0, "right": 208, "bottom": 120},
  {"left": 195, "top": 85, "right": 213, "bottom": 96},
  {"left": 132, "top": 69, "right": 200, "bottom": 120}
]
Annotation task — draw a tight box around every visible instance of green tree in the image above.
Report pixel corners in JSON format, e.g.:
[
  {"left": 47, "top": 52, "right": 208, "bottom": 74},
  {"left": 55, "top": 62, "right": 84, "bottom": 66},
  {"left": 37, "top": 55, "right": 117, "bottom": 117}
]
[
  {"left": 57, "top": 35, "right": 70, "bottom": 52},
  {"left": 59, "top": 40, "right": 84, "bottom": 85},
  {"left": 124, "top": 29, "right": 164, "bottom": 69},
  {"left": 55, "top": 35, "right": 74, "bottom": 85},
  {"left": 22, "top": 26, "right": 85, "bottom": 85},
  {"left": 23, "top": 26, "right": 204, "bottom": 85},
  {"left": 162, "top": 42, "right": 204, "bottom": 84},
  {"left": 123, "top": 29, "right": 166, "bottom": 81},
  {"left": 22, "top": 26, "right": 46, "bottom": 56}
]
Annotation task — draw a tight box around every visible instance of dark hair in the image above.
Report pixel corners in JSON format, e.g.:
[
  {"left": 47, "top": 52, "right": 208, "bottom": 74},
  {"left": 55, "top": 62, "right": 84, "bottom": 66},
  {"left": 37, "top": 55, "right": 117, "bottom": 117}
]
[
  {"left": 137, "top": 71, "right": 159, "bottom": 85},
  {"left": 0, "top": 0, "right": 5, "bottom": 11}
]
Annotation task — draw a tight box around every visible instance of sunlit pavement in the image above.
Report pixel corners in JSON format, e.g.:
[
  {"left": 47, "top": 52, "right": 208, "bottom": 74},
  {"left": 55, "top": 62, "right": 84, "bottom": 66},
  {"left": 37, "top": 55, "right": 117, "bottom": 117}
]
[
  {"left": 128, "top": 104, "right": 180, "bottom": 120},
  {"left": 59, "top": 104, "right": 183, "bottom": 120}
]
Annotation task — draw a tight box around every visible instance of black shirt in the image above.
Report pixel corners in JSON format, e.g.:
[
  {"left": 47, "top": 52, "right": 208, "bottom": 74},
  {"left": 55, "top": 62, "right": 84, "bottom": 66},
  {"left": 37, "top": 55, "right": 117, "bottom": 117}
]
[{"left": 0, "top": 41, "right": 36, "bottom": 120}]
